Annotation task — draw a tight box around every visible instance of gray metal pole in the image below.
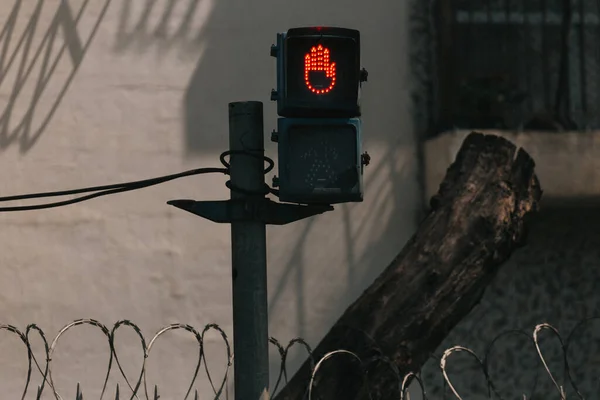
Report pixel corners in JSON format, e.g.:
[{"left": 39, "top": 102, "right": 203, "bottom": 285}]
[{"left": 228, "top": 101, "right": 270, "bottom": 400}]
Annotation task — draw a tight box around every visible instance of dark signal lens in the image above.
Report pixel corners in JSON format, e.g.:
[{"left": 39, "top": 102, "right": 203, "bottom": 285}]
[{"left": 287, "top": 124, "right": 358, "bottom": 193}]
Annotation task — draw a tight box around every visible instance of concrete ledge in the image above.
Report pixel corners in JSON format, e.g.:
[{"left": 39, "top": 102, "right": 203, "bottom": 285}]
[{"left": 424, "top": 130, "right": 600, "bottom": 209}]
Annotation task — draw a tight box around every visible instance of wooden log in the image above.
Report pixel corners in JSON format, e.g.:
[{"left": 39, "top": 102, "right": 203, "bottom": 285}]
[{"left": 273, "top": 132, "right": 542, "bottom": 400}]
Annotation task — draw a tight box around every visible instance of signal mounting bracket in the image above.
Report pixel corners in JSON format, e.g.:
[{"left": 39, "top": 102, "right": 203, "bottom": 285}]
[{"left": 167, "top": 198, "right": 333, "bottom": 225}]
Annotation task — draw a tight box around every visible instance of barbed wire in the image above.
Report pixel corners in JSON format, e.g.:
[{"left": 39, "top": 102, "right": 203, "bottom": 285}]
[{"left": 1, "top": 317, "right": 600, "bottom": 399}]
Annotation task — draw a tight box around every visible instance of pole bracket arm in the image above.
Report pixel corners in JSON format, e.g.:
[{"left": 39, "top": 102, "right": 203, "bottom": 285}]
[{"left": 167, "top": 198, "right": 333, "bottom": 225}]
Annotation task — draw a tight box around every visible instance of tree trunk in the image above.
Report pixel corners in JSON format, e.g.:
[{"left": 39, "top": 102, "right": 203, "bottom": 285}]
[{"left": 273, "top": 132, "right": 543, "bottom": 400}]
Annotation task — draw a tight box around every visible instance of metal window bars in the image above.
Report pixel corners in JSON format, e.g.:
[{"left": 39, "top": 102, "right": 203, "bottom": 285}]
[{"left": 417, "top": 0, "right": 600, "bottom": 135}]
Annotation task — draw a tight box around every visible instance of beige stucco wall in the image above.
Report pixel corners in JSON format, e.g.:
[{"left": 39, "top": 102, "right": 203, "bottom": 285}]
[
  {"left": 0, "top": 1, "right": 419, "bottom": 397},
  {"left": 424, "top": 129, "right": 600, "bottom": 207}
]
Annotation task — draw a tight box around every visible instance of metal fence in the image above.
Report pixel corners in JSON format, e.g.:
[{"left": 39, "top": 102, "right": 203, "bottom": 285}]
[
  {"left": 413, "top": 0, "right": 600, "bottom": 136},
  {"left": 2, "top": 317, "right": 600, "bottom": 399}
]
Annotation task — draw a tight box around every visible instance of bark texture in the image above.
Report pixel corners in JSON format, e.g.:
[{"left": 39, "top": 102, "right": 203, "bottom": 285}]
[{"left": 273, "top": 132, "right": 543, "bottom": 400}]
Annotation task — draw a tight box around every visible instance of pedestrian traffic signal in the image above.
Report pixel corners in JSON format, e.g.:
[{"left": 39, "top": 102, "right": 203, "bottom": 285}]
[
  {"left": 270, "top": 27, "right": 368, "bottom": 205},
  {"left": 271, "top": 27, "right": 366, "bottom": 118},
  {"left": 273, "top": 118, "right": 363, "bottom": 204}
]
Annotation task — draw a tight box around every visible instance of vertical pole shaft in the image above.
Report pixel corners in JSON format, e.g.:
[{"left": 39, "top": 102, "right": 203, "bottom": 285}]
[{"left": 228, "top": 101, "right": 270, "bottom": 400}]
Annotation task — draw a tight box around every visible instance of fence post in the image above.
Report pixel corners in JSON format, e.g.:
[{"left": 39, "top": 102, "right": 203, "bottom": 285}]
[{"left": 228, "top": 101, "right": 270, "bottom": 400}]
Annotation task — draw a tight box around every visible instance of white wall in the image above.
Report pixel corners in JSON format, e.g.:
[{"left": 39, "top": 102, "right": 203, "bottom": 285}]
[
  {"left": 425, "top": 129, "right": 600, "bottom": 206},
  {"left": 0, "top": 0, "right": 420, "bottom": 398}
]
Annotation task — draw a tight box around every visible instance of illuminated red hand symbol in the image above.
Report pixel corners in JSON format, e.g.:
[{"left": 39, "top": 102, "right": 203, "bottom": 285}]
[{"left": 304, "top": 44, "right": 336, "bottom": 94}]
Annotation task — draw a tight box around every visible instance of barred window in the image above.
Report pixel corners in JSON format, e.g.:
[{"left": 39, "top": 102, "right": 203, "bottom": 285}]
[{"left": 429, "top": 0, "right": 600, "bottom": 133}]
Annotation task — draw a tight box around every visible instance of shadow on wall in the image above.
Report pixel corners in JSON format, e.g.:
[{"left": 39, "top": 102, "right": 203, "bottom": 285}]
[
  {"left": 109, "top": 0, "right": 221, "bottom": 151},
  {"left": 182, "top": 0, "right": 275, "bottom": 154},
  {"left": 0, "top": 0, "right": 110, "bottom": 153},
  {"left": 112, "top": 0, "right": 212, "bottom": 59}
]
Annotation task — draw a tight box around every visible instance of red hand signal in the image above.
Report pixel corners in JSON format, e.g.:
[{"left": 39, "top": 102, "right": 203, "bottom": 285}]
[{"left": 304, "top": 44, "right": 336, "bottom": 94}]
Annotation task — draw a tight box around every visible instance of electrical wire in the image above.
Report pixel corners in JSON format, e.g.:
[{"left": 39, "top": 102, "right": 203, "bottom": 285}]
[{"left": 0, "top": 150, "right": 276, "bottom": 212}]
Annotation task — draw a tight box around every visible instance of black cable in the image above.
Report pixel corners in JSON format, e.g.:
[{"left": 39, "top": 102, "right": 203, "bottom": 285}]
[
  {"left": 0, "top": 186, "right": 131, "bottom": 211},
  {"left": 0, "top": 150, "right": 278, "bottom": 212},
  {"left": 0, "top": 167, "right": 228, "bottom": 212},
  {"left": 0, "top": 167, "right": 229, "bottom": 202}
]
